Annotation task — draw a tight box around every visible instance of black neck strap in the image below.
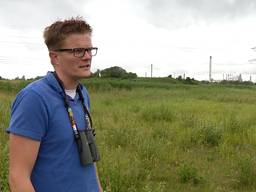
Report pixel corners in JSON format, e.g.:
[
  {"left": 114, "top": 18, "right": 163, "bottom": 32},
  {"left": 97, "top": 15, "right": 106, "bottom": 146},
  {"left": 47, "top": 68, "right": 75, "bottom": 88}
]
[{"left": 53, "top": 72, "right": 94, "bottom": 134}]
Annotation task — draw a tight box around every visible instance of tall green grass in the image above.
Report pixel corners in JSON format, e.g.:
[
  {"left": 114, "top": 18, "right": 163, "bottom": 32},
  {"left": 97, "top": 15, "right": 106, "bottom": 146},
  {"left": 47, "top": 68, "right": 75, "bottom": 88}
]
[
  {"left": 1, "top": 78, "right": 256, "bottom": 191},
  {"left": 0, "top": 92, "right": 14, "bottom": 192}
]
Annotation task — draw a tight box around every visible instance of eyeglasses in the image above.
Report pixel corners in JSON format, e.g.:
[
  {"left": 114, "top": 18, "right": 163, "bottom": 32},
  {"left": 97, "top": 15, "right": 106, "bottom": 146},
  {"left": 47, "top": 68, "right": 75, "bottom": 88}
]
[{"left": 54, "top": 47, "right": 98, "bottom": 58}]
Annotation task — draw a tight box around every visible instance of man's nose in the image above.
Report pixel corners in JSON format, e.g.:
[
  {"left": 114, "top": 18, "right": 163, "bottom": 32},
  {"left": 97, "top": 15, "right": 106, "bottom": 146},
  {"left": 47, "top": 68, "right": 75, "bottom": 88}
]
[{"left": 81, "top": 51, "right": 92, "bottom": 59}]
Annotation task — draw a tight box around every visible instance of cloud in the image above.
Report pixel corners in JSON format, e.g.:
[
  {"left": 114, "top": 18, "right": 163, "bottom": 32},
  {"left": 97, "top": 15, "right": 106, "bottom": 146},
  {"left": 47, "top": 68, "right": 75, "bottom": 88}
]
[
  {"left": 1, "top": 0, "right": 256, "bottom": 80},
  {"left": 0, "top": 0, "right": 89, "bottom": 29},
  {"left": 133, "top": 0, "right": 256, "bottom": 29},
  {"left": 2, "top": 0, "right": 255, "bottom": 30}
]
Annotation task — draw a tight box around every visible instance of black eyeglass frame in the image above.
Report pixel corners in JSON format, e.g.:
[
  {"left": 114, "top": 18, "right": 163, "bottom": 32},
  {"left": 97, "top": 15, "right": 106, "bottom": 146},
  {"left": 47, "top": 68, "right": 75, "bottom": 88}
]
[{"left": 53, "top": 47, "right": 98, "bottom": 58}]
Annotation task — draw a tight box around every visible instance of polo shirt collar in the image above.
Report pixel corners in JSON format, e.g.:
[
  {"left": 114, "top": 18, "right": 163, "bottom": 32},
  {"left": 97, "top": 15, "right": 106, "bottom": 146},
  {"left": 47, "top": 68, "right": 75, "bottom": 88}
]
[
  {"left": 45, "top": 71, "right": 64, "bottom": 94},
  {"left": 45, "top": 71, "right": 84, "bottom": 98}
]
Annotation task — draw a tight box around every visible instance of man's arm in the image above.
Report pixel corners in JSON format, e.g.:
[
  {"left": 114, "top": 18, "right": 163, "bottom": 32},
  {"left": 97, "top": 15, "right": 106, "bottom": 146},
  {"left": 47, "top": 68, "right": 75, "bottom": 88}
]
[
  {"left": 8, "top": 134, "right": 40, "bottom": 192},
  {"left": 94, "top": 163, "right": 103, "bottom": 192}
]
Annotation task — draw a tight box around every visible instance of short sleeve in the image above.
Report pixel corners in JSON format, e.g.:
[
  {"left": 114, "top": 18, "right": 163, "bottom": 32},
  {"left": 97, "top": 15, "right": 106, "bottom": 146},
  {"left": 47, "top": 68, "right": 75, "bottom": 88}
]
[{"left": 7, "top": 89, "right": 48, "bottom": 141}]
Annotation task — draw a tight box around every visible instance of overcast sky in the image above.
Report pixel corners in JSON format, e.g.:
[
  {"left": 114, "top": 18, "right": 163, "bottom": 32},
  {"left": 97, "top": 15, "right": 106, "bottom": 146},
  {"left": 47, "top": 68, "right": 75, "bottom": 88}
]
[{"left": 1, "top": 0, "right": 256, "bottom": 81}]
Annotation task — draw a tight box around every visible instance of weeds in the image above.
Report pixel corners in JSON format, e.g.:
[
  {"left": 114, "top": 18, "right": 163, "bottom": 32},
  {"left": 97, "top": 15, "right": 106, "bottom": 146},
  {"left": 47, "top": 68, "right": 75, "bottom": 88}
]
[
  {"left": 178, "top": 163, "right": 204, "bottom": 185},
  {"left": 1, "top": 79, "right": 256, "bottom": 192},
  {"left": 236, "top": 156, "right": 256, "bottom": 187}
]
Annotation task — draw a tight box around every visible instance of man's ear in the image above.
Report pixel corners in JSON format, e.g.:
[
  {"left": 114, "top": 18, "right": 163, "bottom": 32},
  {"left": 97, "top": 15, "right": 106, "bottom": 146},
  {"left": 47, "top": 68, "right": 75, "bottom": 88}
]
[{"left": 49, "top": 51, "right": 59, "bottom": 66}]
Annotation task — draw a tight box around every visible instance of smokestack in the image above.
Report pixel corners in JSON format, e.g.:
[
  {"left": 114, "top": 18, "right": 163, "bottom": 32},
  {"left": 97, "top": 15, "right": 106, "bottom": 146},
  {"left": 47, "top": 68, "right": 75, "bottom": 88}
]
[{"left": 209, "top": 56, "right": 212, "bottom": 82}]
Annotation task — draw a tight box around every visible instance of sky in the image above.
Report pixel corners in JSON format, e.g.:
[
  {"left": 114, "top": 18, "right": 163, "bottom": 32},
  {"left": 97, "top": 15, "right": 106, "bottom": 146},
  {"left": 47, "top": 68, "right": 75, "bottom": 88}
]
[{"left": 1, "top": 0, "right": 256, "bottom": 81}]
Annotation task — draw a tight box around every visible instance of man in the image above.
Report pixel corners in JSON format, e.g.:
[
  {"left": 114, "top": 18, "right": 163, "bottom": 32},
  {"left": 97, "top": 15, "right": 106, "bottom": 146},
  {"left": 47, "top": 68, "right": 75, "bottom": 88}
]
[{"left": 7, "top": 17, "right": 102, "bottom": 192}]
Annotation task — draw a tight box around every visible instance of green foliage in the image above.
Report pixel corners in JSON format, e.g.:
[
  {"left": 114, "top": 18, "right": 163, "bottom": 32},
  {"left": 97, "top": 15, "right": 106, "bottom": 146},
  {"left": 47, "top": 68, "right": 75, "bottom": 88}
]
[
  {"left": 194, "top": 122, "right": 222, "bottom": 147},
  {"left": 0, "top": 80, "right": 31, "bottom": 93},
  {"left": 200, "top": 124, "right": 222, "bottom": 147},
  {"left": 220, "top": 80, "right": 254, "bottom": 86},
  {"left": 0, "top": 94, "right": 13, "bottom": 192},
  {"left": 235, "top": 156, "right": 256, "bottom": 188},
  {"left": 141, "top": 105, "right": 175, "bottom": 122},
  {"left": 1, "top": 78, "right": 256, "bottom": 192},
  {"left": 98, "top": 66, "right": 137, "bottom": 78},
  {"left": 177, "top": 163, "right": 204, "bottom": 185}
]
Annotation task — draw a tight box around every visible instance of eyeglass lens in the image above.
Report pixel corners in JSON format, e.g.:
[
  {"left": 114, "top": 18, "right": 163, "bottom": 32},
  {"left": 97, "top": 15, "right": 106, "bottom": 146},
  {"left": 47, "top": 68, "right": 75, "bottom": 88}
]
[{"left": 74, "top": 48, "right": 97, "bottom": 57}]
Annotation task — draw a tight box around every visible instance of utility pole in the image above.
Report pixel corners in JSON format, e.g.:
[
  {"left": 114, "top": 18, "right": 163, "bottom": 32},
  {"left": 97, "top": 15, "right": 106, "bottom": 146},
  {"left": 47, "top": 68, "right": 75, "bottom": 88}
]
[
  {"left": 151, "top": 64, "right": 153, "bottom": 78},
  {"left": 209, "top": 56, "right": 212, "bottom": 82}
]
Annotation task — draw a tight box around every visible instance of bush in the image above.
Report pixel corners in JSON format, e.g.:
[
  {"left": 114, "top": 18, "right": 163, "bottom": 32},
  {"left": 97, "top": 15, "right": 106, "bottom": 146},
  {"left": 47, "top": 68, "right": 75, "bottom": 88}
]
[
  {"left": 177, "top": 163, "right": 204, "bottom": 185},
  {"left": 236, "top": 157, "right": 256, "bottom": 187},
  {"left": 99, "top": 66, "right": 137, "bottom": 79}
]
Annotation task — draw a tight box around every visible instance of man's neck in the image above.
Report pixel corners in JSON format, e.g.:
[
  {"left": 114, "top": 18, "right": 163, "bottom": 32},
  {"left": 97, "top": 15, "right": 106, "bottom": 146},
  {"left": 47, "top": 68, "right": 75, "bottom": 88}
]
[
  {"left": 54, "top": 72, "right": 79, "bottom": 90},
  {"left": 63, "top": 81, "right": 79, "bottom": 90}
]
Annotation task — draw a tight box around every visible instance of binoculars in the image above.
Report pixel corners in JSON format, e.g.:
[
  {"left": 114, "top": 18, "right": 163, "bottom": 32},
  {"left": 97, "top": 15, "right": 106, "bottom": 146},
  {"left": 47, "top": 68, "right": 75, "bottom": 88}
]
[{"left": 75, "top": 129, "right": 100, "bottom": 166}]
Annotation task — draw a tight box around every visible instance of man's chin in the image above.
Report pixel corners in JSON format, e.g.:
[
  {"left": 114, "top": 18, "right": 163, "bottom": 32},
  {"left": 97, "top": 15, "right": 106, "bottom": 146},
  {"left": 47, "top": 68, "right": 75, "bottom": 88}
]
[{"left": 81, "top": 71, "right": 92, "bottom": 78}]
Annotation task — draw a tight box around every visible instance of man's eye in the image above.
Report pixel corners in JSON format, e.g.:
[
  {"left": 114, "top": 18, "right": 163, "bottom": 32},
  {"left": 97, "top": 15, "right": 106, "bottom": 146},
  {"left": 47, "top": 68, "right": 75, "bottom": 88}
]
[{"left": 74, "top": 48, "right": 84, "bottom": 53}]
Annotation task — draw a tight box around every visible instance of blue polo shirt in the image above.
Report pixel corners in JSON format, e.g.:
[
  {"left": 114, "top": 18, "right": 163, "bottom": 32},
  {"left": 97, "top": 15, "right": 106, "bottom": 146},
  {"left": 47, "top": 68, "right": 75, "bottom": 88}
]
[{"left": 7, "top": 72, "right": 99, "bottom": 192}]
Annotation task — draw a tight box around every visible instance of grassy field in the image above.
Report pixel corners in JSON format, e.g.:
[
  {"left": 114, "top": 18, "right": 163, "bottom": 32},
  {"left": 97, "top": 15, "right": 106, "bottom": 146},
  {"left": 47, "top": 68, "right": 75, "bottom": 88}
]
[{"left": 1, "top": 78, "right": 256, "bottom": 191}]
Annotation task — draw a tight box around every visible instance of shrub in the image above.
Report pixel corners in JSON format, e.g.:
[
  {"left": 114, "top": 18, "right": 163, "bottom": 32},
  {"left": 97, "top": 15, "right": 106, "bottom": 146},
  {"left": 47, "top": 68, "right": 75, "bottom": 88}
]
[
  {"left": 236, "top": 157, "right": 256, "bottom": 187},
  {"left": 177, "top": 163, "right": 204, "bottom": 185}
]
